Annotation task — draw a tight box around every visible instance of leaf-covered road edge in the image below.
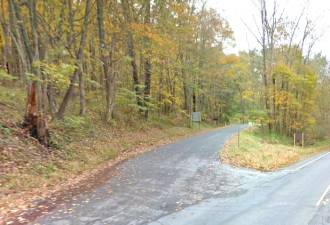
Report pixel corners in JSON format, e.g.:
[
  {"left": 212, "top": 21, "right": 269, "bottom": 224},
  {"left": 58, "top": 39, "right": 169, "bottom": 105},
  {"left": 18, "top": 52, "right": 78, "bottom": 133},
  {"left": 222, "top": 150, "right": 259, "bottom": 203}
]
[{"left": 2, "top": 125, "right": 223, "bottom": 225}]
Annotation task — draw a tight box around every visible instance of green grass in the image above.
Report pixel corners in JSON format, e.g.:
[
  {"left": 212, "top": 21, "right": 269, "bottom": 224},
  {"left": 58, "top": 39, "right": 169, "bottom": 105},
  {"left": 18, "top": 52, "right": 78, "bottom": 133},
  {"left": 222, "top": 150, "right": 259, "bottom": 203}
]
[
  {"left": 221, "top": 128, "right": 330, "bottom": 171},
  {"left": 0, "top": 85, "right": 26, "bottom": 105}
]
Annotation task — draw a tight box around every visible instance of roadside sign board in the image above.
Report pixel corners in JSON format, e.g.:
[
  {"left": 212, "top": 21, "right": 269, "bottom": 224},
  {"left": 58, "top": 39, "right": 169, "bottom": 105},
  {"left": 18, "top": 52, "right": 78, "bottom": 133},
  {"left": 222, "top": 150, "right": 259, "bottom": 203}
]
[
  {"left": 294, "top": 131, "right": 304, "bottom": 147},
  {"left": 191, "top": 112, "right": 201, "bottom": 122},
  {"left": 296, "top": 132, "right": 303, "bottom": 144}
]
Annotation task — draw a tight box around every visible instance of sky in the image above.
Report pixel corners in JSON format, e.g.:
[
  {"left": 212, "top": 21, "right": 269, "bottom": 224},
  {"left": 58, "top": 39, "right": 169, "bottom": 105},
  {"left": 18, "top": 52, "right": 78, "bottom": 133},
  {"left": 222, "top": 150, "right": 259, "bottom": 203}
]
[{"left": 208, "top": 0, "right": 330, "bottom": 57}]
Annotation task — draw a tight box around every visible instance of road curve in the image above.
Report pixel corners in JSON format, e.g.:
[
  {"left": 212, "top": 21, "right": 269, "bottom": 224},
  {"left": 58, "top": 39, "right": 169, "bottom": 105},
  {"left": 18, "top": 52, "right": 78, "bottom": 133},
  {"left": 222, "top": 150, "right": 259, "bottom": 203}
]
[
  {"left": 149, "top": 152, "right": 330, "bottom": 225},
  {"left": 33, "top": 125, "right": 330, "bottom": 225}
]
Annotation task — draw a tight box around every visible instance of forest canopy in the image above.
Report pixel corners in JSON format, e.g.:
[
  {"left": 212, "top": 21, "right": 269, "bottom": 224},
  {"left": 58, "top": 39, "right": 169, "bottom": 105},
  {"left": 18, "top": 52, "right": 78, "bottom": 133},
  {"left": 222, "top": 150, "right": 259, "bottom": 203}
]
[{"left": 0, "top": 0, "right": 329, "bottom": 145}]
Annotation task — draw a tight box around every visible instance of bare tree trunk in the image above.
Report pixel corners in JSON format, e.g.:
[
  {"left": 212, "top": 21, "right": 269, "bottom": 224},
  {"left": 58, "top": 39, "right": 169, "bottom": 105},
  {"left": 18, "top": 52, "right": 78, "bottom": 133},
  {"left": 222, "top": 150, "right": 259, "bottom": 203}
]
[{"left": 260, "top": 0, "right": 272, "bottom": 131}]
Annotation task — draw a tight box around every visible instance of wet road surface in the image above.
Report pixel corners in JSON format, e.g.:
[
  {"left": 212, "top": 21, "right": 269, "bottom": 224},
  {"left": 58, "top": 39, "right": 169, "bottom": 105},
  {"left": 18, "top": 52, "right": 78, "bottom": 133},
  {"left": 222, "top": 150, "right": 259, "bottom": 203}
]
[{"left": 33, "top": 125, "right": 330, "bottom": 225}]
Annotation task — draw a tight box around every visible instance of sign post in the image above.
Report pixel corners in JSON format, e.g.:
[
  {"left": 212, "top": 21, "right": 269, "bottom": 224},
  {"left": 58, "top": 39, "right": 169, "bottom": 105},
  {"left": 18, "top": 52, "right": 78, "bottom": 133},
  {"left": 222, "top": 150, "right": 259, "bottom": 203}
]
[{"left": 238, "top": 130, "right": 240, "bottom": 148}]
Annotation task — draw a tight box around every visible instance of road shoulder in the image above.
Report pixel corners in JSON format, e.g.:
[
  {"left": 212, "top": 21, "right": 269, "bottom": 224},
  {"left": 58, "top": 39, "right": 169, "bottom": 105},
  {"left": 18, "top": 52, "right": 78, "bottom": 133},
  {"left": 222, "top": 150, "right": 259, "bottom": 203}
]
[{"left": 220, "top": 128, "right": 330, "bottom": 171}]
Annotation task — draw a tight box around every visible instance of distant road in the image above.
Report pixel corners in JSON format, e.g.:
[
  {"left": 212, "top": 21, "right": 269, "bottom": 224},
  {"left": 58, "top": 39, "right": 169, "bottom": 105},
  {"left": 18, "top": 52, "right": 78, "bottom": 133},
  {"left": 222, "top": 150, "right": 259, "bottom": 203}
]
[{"left": 34, "top": 125, "right": 330, "bottom": 225}]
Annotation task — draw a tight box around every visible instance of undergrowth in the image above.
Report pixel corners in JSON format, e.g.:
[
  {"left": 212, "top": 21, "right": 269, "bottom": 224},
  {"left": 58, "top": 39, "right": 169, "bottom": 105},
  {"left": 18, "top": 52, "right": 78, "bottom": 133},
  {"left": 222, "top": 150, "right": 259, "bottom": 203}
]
[{"left": 0, "top": 85, "right": 216, "bottom": 195}]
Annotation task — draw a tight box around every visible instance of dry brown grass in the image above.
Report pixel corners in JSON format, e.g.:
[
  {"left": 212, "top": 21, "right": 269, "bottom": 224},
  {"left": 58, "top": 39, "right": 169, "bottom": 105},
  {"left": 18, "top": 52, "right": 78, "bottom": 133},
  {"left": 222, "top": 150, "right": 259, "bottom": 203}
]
[{"left": 221, "top": 128, "right": 330, "bottom": 171}]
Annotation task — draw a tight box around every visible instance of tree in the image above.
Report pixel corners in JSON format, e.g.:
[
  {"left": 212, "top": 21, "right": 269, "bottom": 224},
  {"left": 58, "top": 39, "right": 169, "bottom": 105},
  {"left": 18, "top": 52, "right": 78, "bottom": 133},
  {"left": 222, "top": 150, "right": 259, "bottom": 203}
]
[
  {"left": 96, "top": 0, "right": 116, "bottom": 122},
  {"left": 56, "top": 0, "right": 91, "bottom": 118}
]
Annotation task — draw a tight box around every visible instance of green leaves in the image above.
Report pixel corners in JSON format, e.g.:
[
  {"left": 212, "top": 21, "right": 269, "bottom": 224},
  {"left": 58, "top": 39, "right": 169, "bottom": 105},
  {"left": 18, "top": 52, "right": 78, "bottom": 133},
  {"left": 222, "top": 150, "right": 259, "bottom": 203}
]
[
  {"left": 0, "top": 69, "right": 17, "bottom": 81},
  {"left": 26, "top": 72, "right": 43, "bottom": 82},
  {"left": 34, "top": 61, "right": 76, "bottom": 88},
  {"left": 116, "top": 87, "right": 156, "bottom": 113}
]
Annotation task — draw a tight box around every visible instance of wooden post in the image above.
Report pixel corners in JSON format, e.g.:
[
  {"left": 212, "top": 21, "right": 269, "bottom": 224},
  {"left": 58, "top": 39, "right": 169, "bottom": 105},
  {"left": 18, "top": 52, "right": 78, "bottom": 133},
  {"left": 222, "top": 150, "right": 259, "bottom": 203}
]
[
  {"left": 293, "top": 133, "right": 296, "bottom": 148},
  {"left": 302, "top": 132, "right": 304, "bottom": 148},
  {"left": 238, "top": 131, "right": 240, "bottom": 148}
]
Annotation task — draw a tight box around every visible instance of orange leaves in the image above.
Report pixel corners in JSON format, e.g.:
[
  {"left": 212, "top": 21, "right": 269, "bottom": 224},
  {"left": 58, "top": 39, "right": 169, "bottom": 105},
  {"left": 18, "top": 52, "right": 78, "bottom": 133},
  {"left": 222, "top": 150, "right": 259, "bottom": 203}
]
[
  {"left": 219, "top": 54, "right": 239, "bottom": 65},
  {"left": 130, "top": 23, "right": 177, "bottom": 56}
]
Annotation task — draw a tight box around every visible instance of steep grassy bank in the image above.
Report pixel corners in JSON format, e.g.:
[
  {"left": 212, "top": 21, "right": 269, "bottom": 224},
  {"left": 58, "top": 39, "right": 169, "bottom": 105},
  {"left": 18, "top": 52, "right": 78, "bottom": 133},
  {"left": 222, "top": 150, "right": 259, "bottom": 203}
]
[
  {"left": 0, "top": 85, "right": 216, "bottom": 221},
  {"left": 221, "top": 128, "right": 330, "bottom": 171}
]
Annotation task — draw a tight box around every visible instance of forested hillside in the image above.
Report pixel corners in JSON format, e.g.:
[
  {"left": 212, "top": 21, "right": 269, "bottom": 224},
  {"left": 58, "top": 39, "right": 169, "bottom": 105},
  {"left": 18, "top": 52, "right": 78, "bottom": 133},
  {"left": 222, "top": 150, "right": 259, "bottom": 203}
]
[
  {"left": 0, "top": 0, "right": 239, "bottom": 145},
  {"left": 0, "top": 0, "right": 328, "bottom": 142},
  {"left": 1, "top": 0, "right": 330, "bottom": 222}
]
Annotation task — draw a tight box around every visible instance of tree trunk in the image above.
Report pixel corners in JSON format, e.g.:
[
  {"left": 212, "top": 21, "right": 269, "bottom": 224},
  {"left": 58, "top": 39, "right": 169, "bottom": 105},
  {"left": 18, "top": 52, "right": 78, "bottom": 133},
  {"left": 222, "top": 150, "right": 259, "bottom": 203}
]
[
  {"left": 22, "top": 0, "right": 49, "bottom": 145},
  {"left": 0, "top": 13, "right": 11, "bottom": 75},
  {"left": 47, "top": 84, "right": 57, "bottom": 115},
  {"left": 57, "top": 0, "right": 91, "bottom": 118},
  {"left": 260, "top": 0, "right": 272, "bottom": 131},
  {"left": 143, "top": 0, "right": 152, "bottom": 118},
  {"left": 121, "top": 0, "right": 143, "bottom": 108},
  {"left": 8, "top": 0, "right": 29, "bottom": 77},
  {"left": 79, "top": 69, "right": 86, "bottom": 115},
  {"left": 97, "top": 0, "right": 116, "bottom": 122},
  {"left": 192, "top": 91, "right": 197, "bottom": 112}
]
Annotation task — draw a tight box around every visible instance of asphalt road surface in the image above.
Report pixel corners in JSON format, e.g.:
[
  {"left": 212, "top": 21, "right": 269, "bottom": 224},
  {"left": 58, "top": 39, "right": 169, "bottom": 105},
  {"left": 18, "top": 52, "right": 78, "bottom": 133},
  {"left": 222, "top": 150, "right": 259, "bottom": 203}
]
[{"left": 34, "top": 125, "right": 330, "bottom": 225}]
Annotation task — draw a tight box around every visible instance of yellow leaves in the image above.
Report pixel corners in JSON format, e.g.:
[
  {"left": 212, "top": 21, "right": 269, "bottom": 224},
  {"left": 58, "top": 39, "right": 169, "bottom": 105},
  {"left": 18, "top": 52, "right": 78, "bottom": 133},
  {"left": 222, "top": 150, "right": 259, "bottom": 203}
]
[
  {"left": 242, "top": 90, "right": 254, "bottom": 102},
  {"left": 104, "top": 20, "right": 118, "bottom": 34},
  {"left": 218, "top": 55, "right": 250, "bottom": 82},
  {"left": 299, "top": 64, "right": 317, "bottom": 88},
  {"left": 170, "top": 2, "right": 197, "bottom": 24},
  {"left": 274, "top": 63, "right": 317, "bottom": 92},
  {"left": 171, "top": 3, "right": 186, "bottom": 15},
  {"left": 131, "top": 23, "right": 162, "bottom": 43},
  {"left": 274, "top": 90, "right": 290, "bottom": 107},
  {"left": 130, "top": 23, "right": 177, "bottom": 59},
  {"left": 273, "top": 63, "right": 298, "bottom": 83},
  {"left": 159, "top": 90, "right": 177, "bottom": 106},
  {"left": 268, "top": 58, "right": 319, "bottom": 131},
  {"left": 34, "top": 61, "right": 76, "bottom": 88},
  {"left": 219, "top": 54, "right": 239, "bottom": 65}
]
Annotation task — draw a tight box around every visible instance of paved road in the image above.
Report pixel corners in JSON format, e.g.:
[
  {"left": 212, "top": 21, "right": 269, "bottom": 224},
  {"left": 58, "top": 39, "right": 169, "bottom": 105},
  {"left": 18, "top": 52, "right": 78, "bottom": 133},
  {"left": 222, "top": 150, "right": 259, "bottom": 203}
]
[{"left": 34, "top": 125, "right": 330, "bottom": 225}]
